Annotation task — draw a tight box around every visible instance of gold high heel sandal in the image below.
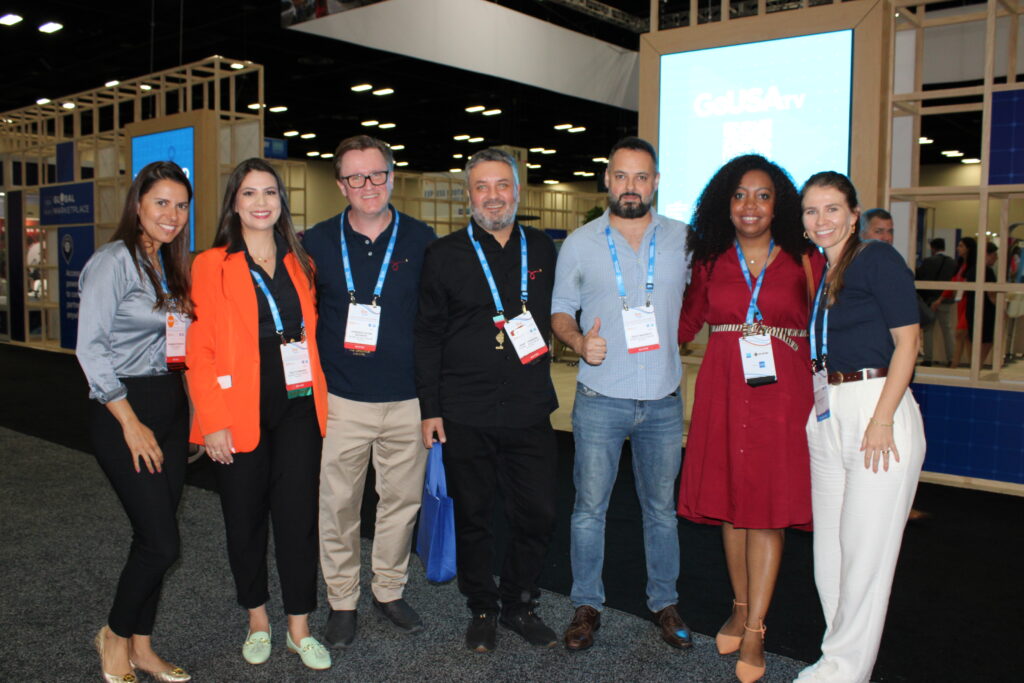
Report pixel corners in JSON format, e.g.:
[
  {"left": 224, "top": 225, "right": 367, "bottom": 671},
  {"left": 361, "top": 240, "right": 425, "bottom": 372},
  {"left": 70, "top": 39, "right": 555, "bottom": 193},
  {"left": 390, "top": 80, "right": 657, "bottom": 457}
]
[
  {"left": 735, "top": 621, "right": 767, "bottom": 683},
  {"left": 94, "top": 626, "right": 137, "bottom": 683},
  {"left": 715, "top": 600, "right": 747, "bottom": 655}
]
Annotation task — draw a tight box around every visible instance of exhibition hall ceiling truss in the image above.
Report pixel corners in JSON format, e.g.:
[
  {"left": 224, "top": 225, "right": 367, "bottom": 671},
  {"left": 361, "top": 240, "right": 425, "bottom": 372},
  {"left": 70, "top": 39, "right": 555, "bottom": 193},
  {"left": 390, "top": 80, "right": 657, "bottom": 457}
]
[{"left": 0, "top": 0, "right": 1006, "bottom": 183}]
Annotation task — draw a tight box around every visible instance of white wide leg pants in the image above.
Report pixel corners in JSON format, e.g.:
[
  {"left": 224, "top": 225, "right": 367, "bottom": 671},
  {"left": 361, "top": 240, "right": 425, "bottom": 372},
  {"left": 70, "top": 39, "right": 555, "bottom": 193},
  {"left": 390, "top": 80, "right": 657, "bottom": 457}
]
[{"left": 796, "top": 378, "right": 925, "bottom": 683}]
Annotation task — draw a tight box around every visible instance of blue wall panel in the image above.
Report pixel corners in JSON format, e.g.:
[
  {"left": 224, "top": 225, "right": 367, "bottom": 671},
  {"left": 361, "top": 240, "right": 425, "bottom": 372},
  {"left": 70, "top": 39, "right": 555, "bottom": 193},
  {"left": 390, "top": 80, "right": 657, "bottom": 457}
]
[{"left": 912, "top": 382, "right": 1024, "bottom": 484}]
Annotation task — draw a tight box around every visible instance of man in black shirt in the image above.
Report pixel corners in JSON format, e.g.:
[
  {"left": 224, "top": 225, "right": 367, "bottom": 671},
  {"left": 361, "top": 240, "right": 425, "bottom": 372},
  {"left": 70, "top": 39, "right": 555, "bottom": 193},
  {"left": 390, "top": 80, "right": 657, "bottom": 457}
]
[
  {"left": 916, "top": 237, "right": 958, "bottom": 366},
  {"left": 415, "top": 147, "right": 559, "bottom": 653}
]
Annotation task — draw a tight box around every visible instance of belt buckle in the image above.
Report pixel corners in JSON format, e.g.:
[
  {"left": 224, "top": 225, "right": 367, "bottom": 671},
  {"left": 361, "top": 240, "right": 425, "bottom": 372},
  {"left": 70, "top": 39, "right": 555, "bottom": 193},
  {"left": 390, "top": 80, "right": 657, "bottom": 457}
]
[
  {"left": 830, "top": 372, "right": 843, "bottom": 386},
  {"left": 741, "top": 321, "right": 765, "bottom": 337}
]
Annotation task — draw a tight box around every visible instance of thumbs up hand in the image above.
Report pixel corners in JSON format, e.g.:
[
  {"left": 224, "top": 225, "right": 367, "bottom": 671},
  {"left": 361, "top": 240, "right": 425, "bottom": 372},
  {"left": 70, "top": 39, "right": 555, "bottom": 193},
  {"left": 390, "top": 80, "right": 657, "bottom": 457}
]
[{"left": 579, "top": 317, "right": 607, "bottom": 366}]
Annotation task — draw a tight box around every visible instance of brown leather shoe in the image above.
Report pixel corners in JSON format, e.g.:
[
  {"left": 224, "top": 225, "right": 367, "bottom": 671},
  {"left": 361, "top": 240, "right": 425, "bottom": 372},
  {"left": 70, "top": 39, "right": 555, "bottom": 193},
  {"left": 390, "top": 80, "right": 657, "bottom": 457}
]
[
  {"left": 563, "top": 605, "right": 601, "bottom": 651},
  {"left": 654, "top": 604, "right": 693, "bottom": 649}
]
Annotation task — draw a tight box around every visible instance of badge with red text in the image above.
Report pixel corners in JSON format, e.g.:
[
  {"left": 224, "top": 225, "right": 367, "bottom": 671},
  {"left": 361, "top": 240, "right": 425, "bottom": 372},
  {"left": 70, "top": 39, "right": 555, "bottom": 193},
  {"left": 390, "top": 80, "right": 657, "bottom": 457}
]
[
  {"left": 622, "top": 305, "right": 660, "bottom": 354},
  {"left": 280, "top": 340, "right": 313, "bottom": 398},
  {"left": 165, "top": 312, "right": 188, "bottom": 370},
  {"left": 506, "top": 310, "right": 548, "bottom": 364}
]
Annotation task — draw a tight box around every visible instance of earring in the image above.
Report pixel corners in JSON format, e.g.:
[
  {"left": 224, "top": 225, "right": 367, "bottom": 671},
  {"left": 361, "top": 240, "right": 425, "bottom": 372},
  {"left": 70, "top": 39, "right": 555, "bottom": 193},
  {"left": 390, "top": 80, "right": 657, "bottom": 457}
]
[{"left": 803, "top": 231, "right": 809, "bottom": 239}]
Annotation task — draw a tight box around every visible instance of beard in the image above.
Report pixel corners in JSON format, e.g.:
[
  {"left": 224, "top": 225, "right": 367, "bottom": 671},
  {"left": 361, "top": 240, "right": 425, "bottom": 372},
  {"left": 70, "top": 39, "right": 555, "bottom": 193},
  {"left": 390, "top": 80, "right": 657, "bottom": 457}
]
[
  {"left": 608, "top": 191, "right": 652, "bottom": 219},
  {"left": 472, "top": 201, "right": 518, "bottom": 232}
]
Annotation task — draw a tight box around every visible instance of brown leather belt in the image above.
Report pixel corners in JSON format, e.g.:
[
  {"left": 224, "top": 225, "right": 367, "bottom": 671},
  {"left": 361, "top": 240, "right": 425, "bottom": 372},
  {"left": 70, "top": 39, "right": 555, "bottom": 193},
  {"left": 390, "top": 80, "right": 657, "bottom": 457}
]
[{"left": 827, "top": 367, "right": 888, "bottom": 385}]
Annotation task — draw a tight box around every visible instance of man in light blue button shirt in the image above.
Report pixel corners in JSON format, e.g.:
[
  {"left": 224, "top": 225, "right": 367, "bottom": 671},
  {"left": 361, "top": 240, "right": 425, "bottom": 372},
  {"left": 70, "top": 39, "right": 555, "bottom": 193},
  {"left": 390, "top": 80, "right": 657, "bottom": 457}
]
[{"left": 552, "top": 136, "right": 692, "bottom": 651}]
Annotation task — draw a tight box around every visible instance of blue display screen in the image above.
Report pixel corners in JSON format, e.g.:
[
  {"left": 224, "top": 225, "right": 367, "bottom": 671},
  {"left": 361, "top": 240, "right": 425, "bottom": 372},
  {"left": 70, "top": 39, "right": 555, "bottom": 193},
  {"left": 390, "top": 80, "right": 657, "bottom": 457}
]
[
  {"left": 131, "top": 127, "right": 196, "bottom": 250},
  {"left": 658, "top": 30, "right": 853, "bottom": 223}
]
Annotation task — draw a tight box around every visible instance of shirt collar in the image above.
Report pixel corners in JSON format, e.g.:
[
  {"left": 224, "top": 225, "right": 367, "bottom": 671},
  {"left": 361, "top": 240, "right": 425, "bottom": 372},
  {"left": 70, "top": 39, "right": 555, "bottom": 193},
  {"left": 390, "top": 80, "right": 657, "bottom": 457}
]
[{"left": 228, "top": 230, "right": 290, "bottom": 258}]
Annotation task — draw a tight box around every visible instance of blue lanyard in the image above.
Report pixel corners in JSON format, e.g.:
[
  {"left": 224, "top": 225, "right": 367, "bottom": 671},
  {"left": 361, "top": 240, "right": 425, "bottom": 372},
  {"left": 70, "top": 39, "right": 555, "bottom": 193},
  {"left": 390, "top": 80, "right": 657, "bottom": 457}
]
[
  {"left": 467, "top": 222, "right": 528, "bottom": 328},
  {"left": 734, "top": 239, "right": 774, "bottom": 324},
  {"left": 809, "top": 265, "right": 829, "bottom": 369},
  {"left": 250, "top": 269, "right": 304, "bottom": 340},
  {"left": 604, "top": 225, "right": 656, "bottom": 309},
  {"left": 339, "top": 207, "right": 400, "bottom": 306}
]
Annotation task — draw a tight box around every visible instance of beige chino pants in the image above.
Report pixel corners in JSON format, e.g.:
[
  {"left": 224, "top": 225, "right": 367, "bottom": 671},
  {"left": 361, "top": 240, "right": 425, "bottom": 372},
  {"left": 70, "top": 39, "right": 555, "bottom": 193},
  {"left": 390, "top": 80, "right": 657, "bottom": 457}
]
[{"left": 318, "top": 394, "right": 426, "bottom": 610}]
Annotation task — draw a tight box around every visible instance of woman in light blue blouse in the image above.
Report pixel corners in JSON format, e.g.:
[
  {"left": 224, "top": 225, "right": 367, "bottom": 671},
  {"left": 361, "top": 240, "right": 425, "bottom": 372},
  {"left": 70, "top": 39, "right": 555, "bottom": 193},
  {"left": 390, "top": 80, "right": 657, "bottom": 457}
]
[{"left": 77, "top": 161, "right": 194, "bottom": 683}]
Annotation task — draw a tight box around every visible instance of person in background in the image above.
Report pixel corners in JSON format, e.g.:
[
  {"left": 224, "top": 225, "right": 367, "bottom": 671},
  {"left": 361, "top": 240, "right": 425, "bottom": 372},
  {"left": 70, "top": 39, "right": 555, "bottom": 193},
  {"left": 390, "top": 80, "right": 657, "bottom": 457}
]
[
  {"left": 916, "top": 238, "right": 958, "bottom": 366},
  {"left": 416, "top": 147, "right": 559, "bottom": 653},
  {"left": 797, "top": 171, "right": 925, "bottom": 683},
  {"left": 678, "top": 155, "right": 823, "bottom": 683},
  {"left": 964, "top": 242, "right": 999, "bottom": 365},
  {"left": 77, "top": 161, "right": 194, "bottom": 683},
  {"left": 860, "top": 208, "right": 893, "bottom": 244},
  {"left": 948, "top": 237, "right": 977, "bottom": 368},
  {"left": 303, "top": 135, "right": 435, "bottom": 648},
  {"left": 186, "top": 158, "right": 331, "bottom": 671},
  {"left": 551, "top": 137, "right": 692, "bottom": 653}
]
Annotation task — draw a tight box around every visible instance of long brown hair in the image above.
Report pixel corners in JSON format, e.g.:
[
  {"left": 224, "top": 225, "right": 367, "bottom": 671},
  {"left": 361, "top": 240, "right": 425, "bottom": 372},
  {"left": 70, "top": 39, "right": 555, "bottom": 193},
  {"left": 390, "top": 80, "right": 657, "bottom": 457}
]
[
  {"left": 212, "top": 158, "right": 315, "bottom": 288},
  {"left": 800, "top": 171, "right": 863, "bottom": 307},
  {"left": 112, "top": 160, "right": 194, "bottom": 316}
]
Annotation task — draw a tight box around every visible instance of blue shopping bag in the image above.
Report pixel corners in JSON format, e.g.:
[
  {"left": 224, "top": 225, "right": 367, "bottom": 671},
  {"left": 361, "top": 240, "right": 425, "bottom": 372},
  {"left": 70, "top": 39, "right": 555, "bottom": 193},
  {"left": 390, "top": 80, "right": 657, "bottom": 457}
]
[{"left": 416, "top": 443, "right": 457, "bottom": 583}]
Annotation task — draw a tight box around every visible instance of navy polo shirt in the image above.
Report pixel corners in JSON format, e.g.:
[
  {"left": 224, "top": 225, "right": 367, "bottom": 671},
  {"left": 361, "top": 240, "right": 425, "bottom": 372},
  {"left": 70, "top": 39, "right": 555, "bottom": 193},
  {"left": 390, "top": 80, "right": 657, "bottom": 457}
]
[
  {"left": 812, "top": 240, "right": 919, "bottom": 374},
  {"left": 304, "top": 207, "right": 436, "bottom": 402}
]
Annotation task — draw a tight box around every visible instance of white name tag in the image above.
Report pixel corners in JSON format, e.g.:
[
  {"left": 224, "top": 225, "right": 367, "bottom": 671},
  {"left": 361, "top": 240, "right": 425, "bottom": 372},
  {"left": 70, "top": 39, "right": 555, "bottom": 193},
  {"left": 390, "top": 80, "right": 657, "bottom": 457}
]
[
  {"left": 280, "top": 340, "right": 314, "bottom": 397},
  {"left": 217, "top": 375, "right": 232, "bottom": 390},
  {"left": 506, "top": 310, "right": 548, "bottom": 364},
  {"left": 165, "top": 311, "right": 188, "bottom": 369},
  {"left": 812, "top": 368, "right": 831, "bottom": 421},
  {"left": 622, "top": 305, "right": 660, "bottom": 354},
  {"left": 738, "top": 334, "right": 777, "bottom": 386},
  {"left": 344, "top": 303, "right": 381, "bottom": 354}
]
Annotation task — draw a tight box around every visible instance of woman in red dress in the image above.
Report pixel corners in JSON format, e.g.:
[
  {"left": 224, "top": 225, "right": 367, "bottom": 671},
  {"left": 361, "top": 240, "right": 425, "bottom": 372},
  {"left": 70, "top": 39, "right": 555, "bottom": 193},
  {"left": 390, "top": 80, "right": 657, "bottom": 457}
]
[{"left": 678, "top": 155, "right": 822, "bottom": 683}]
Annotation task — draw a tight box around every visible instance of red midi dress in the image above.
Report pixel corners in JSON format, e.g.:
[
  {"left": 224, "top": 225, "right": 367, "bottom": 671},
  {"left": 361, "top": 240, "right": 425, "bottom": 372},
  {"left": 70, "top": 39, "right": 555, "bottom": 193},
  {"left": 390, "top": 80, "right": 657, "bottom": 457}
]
[{"left": 677, "top": 248, "right": 822, "bottom": 530}]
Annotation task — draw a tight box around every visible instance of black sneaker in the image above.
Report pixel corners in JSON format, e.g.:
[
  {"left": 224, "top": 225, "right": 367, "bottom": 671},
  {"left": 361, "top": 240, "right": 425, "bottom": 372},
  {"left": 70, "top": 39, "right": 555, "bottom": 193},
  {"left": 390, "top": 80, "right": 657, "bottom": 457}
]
[
  {"left": 499, "top": 605, "right": 558, "bottom": 648},
  {"left": 372, "top": 597, "right": 424, "bottom": 634},
  {"left": 465, "top": 612, "right": 498, "bottom": 652},
  {"left": 324, "top": 609, "right": 357, "bottom": 649}
]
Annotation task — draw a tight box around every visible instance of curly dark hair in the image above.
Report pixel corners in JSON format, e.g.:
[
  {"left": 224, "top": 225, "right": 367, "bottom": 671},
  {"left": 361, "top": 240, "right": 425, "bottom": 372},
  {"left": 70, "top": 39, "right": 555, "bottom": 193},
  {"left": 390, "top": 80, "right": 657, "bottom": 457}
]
[{"left": 687, "top": 154, "right": 808, "bottom": 266}]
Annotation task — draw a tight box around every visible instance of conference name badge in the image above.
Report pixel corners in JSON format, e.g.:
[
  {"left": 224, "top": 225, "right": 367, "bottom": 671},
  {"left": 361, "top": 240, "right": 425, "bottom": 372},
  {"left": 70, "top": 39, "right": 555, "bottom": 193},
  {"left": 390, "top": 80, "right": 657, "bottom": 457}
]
[
  {"left": 165, "top": 311, "right": 188, "bottom": 370},
  {"left": 280, "top": 340, "right": 314, "bottom": 398},
  {"left": 738, "top": 334, "right": 777, "bottom": 387},
  {"left": 344, "top": 302, "right": 381, "bottom": 354},
  {"left": 506, "top": 310, "right": 548, "bottom": 364},
  {"left": 812, "top": 368, "right": 830, "bottom": 421},
  {"left": 622, "top": 305, "right": 660, "bottom": 354}
]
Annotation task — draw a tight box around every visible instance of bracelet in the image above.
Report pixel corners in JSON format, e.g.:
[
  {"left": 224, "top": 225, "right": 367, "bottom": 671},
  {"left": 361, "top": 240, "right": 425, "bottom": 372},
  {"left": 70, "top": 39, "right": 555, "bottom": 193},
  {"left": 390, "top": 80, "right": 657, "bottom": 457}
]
[{"left": 869, "top": 417, "right": 894, "bottom": 427}]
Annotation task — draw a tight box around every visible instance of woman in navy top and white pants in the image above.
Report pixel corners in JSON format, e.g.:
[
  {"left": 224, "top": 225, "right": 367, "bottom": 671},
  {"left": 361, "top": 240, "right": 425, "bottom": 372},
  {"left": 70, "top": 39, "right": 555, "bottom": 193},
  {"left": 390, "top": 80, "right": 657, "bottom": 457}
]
[{"left": 796, "top": 172, "right": 926, "bottom": 683}]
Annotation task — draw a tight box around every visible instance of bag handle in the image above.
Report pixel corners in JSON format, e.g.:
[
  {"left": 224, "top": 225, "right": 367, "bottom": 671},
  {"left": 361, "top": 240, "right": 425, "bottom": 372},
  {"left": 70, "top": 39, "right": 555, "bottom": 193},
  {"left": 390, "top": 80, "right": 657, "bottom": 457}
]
[{"left": 425, "top": 442, "right": 447, "bottom": 496}]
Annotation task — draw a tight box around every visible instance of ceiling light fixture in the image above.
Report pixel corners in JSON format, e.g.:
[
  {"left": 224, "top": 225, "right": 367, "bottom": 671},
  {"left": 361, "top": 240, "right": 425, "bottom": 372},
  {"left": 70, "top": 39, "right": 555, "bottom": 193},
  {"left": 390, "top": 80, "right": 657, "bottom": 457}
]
[
  {"left": 941, "top": 150, "right": 963, "bottom": 157},
  {"left": 449, "top": 168, "right": 462, "bottom": 173},
  {"left": 320, "top": 153, "right": 333, "bottom": 159},
  {"left": 372, "top": 88, "right": 394, "bottom": 96},
  {"left": 568, "top": 126, "right": 586, "bottom": 133},
  {"left": 465, "top": 105, "right": 485, "bottom": 113},
  {"left": 918, "top": 137, "right": 933, "bottom": 144},
  {"left": 36, "top": 98, "right": 51, "bottom": 105},
  {"left": 230, "top": 62, "right": 245, "bottom": 70},
  {"left": 554, "top": 124, "right": 573, "bottom": 130},
  {"left": 351, "top": 83, "right": 373, "bottom": 92},
  {"left": 468, "top": 136, "right": 483, "bottom": 143},
  {"left": 453, "top": 154, "right": 464, "bottom": 159},
  {"left": 283, "top": 130, "right": 299, "bottom": 137},
  {"left": 61, "top": 102, "right": 76, "bottom": 109},
  {"left": 482, "top": 109, "right": 501, "bottom": 116},
  {"left": 529, "top": 147, "right": 544, "bottom": 153},
  {"left": 395, "top": 161, "right": 409, "bottom": 167},
  {"left": 247, "top": 103, "right": 261, "bottom": 110},
  {"left": 140, "top": 84, "right": 153, "bottom": 91},
  {"left": 378, "top": 122, "right": 396, "bottom": 129},
  {"left": 961, "top": 158, "right": 981, "bottom": 164},
  {"left": 39, "top": 22, "right": 63, "bottom": 34},
  {"left": 300, "top": 133, "right": 316, "bottom": 139},
  {"left": 306, "top": 151, "right": 320, "bottom": 157},
  {"left": 389, "top": 144, "right": 405, "bottom": 151},
  {"left": 268, "top": 106, "right": 288, "bottom": 113},
  {"left": 454, "top": 134, "right": 470, "bottom": 141},
  {"left": 541, "top": 149, "right": 556, "bottom": 155},
  {"left": 0, "top": 14, "right": 24, "bottom": 26},
  {"left": 361, "top": 120, "right": 379, "bottom": 127},
  {"left": 105, "top": 80, "right": 120, "bottom": 88},
  {"left": 592, "top": 157, "right": 609, "bottom": 163},
  {"left": 526, "top": 163, "right": 541, "bottom": 169},
  {"left": 543, "top": 179, "right": 558, "bottom": 185}
]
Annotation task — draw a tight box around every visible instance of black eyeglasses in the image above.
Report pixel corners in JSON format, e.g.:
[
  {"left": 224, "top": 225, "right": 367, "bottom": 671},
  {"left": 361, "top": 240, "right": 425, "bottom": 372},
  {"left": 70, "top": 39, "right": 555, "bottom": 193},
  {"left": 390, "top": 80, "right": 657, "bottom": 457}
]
[{"left": 341, "top": 170, "right": 390, "bottom": 188}]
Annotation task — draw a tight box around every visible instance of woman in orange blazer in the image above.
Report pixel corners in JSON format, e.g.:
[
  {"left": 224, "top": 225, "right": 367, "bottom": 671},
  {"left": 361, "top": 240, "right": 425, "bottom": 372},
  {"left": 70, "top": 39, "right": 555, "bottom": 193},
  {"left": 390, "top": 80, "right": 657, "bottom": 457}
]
[{"left": 186, "top": 158, "right": 331, "bottom": 671}]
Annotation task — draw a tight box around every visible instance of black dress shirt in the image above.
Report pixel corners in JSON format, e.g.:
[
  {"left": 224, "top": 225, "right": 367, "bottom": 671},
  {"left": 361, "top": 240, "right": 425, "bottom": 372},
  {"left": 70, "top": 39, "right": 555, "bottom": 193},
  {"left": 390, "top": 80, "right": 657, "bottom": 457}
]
[
  {"left": 228, "top": 232, "right": 304, "bottom": 341},
  {"left": 415, "top": 220, "right": 558, "bottom": 428}
]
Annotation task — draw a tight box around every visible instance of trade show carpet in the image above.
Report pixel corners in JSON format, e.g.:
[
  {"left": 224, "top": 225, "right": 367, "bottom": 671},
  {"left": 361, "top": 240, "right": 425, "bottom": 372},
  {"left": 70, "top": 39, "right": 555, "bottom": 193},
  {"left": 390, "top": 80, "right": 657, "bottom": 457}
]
[{"left": 1, "top": 342, "right": 1019, "bottom": 681}]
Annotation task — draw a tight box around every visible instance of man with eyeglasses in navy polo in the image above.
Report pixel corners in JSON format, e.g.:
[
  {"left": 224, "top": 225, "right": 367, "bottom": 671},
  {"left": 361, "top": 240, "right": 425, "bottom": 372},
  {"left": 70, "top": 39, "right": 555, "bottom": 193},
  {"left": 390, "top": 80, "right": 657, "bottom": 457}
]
[{"left": 303, "top": 134, "right": 436, "bottom": 649}]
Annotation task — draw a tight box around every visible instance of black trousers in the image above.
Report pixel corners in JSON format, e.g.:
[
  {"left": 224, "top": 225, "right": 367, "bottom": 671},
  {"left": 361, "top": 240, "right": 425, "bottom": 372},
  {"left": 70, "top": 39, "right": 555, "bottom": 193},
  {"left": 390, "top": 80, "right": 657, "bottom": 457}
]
[
  {"left": 215, "top": 338, "right": 322, "bottom": 615},
  {"left": 90, "top": 373, "right": 188, "bottom": 638},
  {"left": 442, "top": 417, "right": 558, "bottom": 614}
]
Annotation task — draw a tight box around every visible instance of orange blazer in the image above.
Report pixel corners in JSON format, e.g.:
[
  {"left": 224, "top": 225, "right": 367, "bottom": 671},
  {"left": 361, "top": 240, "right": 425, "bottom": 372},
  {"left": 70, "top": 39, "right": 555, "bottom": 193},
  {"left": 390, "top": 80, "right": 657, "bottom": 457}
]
[{"left": 186, "top": 246, "right": 327, "bottom": 452}]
